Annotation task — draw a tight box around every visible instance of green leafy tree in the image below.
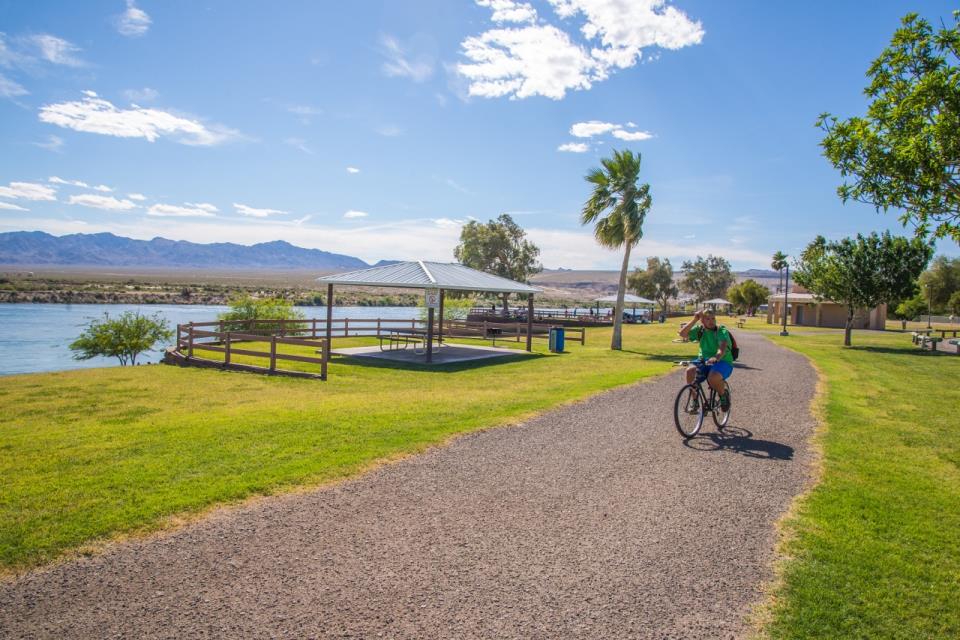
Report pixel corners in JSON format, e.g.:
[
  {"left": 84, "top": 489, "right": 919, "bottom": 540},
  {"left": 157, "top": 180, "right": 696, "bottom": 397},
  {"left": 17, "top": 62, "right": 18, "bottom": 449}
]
[
  {"left": 948, "top": 290, "right": 960, "bottom": 316},
  {"left": 918, "top": 256, "right": 960, "bottom": 312},
  {"left": 892, "top": 293, "right": 928, "bottom": 329},
  {"left": 627, "top": 257, "right": 678, "bottom": 315},
  {"left": 727, "top": 279, "right": 769, "bottom": 315},
  {"left": 218, "top": 295, "right": 306, "bottom": 335},
  {"left": 581, "top": 149, "right": 652, "bottom": 350},
  {"left": 70, "top": 311, "right": 173, "bottom": 366},
  {"left": 817, "top": 12, "right": 960, "bottom": 242},
  {"left": 454, "top": 213, "right": 542, "bottom": 316},
  {"left": 794, "top": 232, "right": 933, "bottom": 346},
  {"left": 680, "top": 255, "right": 735, "bottom": 304},
  {"left": 771, "top": 250, "right": 788, "bottom": 293}
]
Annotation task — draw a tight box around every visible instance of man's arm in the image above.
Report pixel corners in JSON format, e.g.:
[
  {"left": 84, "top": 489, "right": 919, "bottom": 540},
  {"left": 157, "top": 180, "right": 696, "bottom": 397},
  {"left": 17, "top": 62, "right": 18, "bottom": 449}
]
[
  {"left": 706, "top": 339, "right": 728, "bottom": 365},
  {"left": 679, "top": 311, "right": 701, "bottom": 338}
]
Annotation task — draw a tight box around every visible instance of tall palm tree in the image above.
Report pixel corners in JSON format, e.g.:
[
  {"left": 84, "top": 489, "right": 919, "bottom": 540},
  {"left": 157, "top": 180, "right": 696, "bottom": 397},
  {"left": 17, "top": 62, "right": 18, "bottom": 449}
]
[
  {"left": 771, "top": 250, "right": 788, "bottom": 292},
  {"left": 581, "top": 149, "right": 652, "bottom": 350}
]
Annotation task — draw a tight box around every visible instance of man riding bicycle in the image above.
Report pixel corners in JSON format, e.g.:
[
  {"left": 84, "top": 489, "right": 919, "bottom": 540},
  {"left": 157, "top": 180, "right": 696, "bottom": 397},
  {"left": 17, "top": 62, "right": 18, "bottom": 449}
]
[{"left": 678, "top": 309, "right": 732, "bottom": 411}]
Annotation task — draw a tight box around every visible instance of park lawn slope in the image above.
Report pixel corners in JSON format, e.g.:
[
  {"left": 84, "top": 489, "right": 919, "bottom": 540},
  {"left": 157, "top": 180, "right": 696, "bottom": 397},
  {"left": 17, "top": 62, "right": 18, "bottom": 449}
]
[
  {"left": 0, "top": 323, "right": 684, "bottom": 573},
  {"left": 764, "top": 330, "right": 960, "bottom": 639}
]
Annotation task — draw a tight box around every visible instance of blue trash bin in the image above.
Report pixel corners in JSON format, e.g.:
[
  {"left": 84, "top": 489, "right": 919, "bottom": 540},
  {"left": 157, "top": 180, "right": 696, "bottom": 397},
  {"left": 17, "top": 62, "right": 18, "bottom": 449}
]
[{"left": 549, "top": 327, "right": 565, "bottom": 353}]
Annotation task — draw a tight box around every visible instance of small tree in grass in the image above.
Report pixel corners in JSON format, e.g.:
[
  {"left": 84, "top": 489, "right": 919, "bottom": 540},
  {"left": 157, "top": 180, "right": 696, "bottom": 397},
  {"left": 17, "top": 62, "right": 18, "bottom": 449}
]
[
  {"left": 892, "top": 294, "right": 927, "bottom": 330},
  {"left": 218, "top": 295, "right": 306, "bottom": 335},
  {"left": 727, "top": 279, "right": 769, "bottom": 315},
  {"left": 70, "top": 311, "right": 173, "bottom": 366},
  {"left": 628, "top": 257, "right": 678, "bottom": 316},
  {"left": 793, "top": 232, "right": 933, "bottom": 346}
]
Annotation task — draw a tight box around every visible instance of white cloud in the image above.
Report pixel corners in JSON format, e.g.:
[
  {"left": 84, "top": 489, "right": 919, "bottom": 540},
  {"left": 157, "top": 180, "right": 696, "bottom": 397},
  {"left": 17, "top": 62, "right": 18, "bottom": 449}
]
[
  {"left": 234, "top": 203, "right": 287, "bottom": 218},
  {"left": 39, "top": 91, "right": 241, "bottom": 146},
  {"left": 147, "top": 203, "right": 216, "bottom": 218},
  {"left": 68, "top": 194, "right": 137, "bottom": 211},
  {"left": 287, "top": 104, "right": 322, "bottom": 117},
  {"left": 476, "top": 0, "right": 538, "bottom": 23},
  {"left": 346, "top": 166, "right": 360, "bottom": 174},
  {"left": 128, "top": 193, "right": 147, "bottom": 201},
  {"left": 0, "top": 72, "right": 27, "bottom": 98},
  {"left": 122, "top": 87, "right": 158, "bottom": 102},
  {"left": 611, "top": 128, "right": 653, "bottom": 141},
  {"left": 30, "top": 34, "right": 85, "bottom": 67},
  {"left": 344, "top": 210, "right": 369, "bottom": 219},
  {"left": 381, "top": 35, "right": 434, "bottom": 82},
  {"left": 32, "top": 135, "right": 64, "bottom": 153},
  {"left": 558, "top": 142, "right": 589, "bottom": 152},
  {"left": 458, "top": 24, "right": 597, "bottom": 100},
  {"left": 49, "top": 176, "right": 89, "bottom": 188},
  {"left": 92, "top": 184, "right": 113, "bottom": 192},
  {"left": 184, "top": 202, "right": 218, "bottom": 213},
  {"left": 460, "top": 0, "right": 703, "bottom": 99},
  {"left": 284, "top": 137, "right": 314, "bottom": 154},
  {"left": 0, "top": 181, "right": 57, "bottom": 201},
  {"left": 376, "top": 124, "right": 403, "bottom": 137},
  {"left": 116, "top": 0, "right": 151, "bottom": 37},
  {"left": 0, "top": 201, "right": 29, "bottom": 211},
  {"left": 570, "top": 120, "right": 617, "bottom": 137}
]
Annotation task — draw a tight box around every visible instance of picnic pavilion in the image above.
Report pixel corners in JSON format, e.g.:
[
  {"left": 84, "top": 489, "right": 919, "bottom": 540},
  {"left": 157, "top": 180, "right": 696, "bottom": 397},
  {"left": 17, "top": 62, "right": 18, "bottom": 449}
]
[
  {"left": 317, "top": 261, "right": 542, "bottom": 363},
  {"left": 593, "top": 293, "right": 656, "bottom": 320},
  {"left": 702, "top": 298, "right": 734, "bottom": 313}
]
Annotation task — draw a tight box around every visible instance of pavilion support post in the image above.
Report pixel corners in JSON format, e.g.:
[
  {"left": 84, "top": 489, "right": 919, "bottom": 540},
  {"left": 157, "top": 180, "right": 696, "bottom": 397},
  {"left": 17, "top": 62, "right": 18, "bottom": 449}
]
[
  {"left": 526, "top": 295, "right": 534, "bottom": 352},
  {"left": 438, "top": 289, "right": 445, "bottom": 344},
  {"left": 426, "top": 307, "right": 435, "bottom": 363},
  {"left": 325, "top": 284, "right": 333, "bottom": 362}
]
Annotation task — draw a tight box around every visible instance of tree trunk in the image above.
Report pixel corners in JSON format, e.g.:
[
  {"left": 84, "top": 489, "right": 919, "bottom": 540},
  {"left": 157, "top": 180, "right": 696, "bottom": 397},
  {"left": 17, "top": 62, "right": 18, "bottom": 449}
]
[
  {"left": 501, "top": 293, "right": 509, "bottom": 317},
  {"left": 611, "top": 244, "right": 632, "bottom": 350},
  {"left": 844, "top": 307, "right": 854, "bottom": 346}
]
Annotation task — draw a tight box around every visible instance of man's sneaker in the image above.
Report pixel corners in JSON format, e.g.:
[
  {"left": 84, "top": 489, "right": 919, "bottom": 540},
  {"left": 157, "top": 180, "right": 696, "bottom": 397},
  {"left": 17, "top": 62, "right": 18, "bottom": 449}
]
[{"left": 720, "top": 391, "right": 731, "bottom": 412}]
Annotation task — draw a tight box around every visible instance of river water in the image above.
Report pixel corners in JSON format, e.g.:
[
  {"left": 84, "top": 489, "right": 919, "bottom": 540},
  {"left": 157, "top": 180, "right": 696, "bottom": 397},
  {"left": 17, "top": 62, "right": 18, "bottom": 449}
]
[{"left": 0, "top": 304, "right": 419, "bottom": 376}]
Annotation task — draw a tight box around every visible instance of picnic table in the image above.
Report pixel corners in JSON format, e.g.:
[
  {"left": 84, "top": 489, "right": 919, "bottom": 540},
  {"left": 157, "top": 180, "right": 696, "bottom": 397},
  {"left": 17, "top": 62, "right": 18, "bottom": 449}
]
[
  {"left": 736, "top": 317, "right": 747, "bottom": 328},
  {"left": 914, "top": 328, "right": 960, "bottom": 339},
  {"left": 379, "top": 328, "right": 439, "bottom": 355}
]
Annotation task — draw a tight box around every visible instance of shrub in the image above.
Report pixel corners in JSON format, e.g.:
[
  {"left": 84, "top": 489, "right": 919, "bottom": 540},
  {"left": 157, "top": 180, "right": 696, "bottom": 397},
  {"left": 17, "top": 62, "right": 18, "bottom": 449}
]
[
  {"left": 70, "top": 311, "right": 173, "bottom": 366},
  {"left": 218, "top": 295, "right": 306, "bottom": 335}
]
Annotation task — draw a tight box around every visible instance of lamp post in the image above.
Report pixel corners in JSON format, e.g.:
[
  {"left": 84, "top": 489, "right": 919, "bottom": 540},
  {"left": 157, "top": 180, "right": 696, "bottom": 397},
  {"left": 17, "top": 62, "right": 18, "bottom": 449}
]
[
  {"left": 779, "top": 262, "right": 790, "bottom": 337},
  {"left": 926, "top": 283, "right": 932, "bottom": 329}
]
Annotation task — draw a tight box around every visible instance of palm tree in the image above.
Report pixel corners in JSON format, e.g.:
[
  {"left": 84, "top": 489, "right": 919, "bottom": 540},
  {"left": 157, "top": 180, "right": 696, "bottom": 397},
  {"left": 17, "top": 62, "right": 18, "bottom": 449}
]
[
  {"left": 771, "top": 250, "right": 788, "bottom": 292},
  {"left": 581, "top": 149, "right": 652, "bottom": 350}
]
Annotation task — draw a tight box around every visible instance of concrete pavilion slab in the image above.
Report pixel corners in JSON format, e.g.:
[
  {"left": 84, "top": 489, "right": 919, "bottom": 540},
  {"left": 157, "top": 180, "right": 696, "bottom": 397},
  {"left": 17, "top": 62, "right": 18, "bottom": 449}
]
[{"left": 331, "top": 343, "right": 532, "bottom": 365}]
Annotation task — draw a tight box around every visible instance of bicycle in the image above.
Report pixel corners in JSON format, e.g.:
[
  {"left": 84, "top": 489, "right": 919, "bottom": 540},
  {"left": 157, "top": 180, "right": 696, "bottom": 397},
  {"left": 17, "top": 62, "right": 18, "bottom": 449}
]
[{"left": 673, "top": 359, "right": 731, "bottom": 438}]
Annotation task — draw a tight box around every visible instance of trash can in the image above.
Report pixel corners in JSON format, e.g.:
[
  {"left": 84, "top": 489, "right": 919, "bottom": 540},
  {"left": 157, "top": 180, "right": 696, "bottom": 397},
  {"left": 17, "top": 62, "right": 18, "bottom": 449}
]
[
  {"left": 549, "top": 327, "right": 565, "bottom": 353},
  {"left": 659, "top": 313, "right": 666, "bottom": 323}
]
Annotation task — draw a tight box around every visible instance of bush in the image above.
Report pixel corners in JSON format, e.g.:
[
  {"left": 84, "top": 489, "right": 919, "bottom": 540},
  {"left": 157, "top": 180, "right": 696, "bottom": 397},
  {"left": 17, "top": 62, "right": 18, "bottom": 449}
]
[
  {"left": 70, "top": 311, "right": 173, "bottom": 366},
  {"left": 218, "top": 295, "right": 306, "bottom": 335}
]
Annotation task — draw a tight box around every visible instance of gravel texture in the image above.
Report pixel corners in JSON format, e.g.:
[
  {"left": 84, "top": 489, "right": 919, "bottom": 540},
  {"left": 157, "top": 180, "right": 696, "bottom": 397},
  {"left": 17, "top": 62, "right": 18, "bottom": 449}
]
[{"left": 0, "top": 331, "right": 817, "bottom": 639}]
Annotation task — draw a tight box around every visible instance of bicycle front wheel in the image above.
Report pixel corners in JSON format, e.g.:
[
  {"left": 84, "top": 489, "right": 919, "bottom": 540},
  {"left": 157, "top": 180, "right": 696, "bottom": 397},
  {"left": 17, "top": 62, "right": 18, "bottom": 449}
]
[
  {"left": 674, "top": 384, "right": 704, "bottom": 438},
  {"left": 711, "top": 381, "right": 731, "bottom": 429}
]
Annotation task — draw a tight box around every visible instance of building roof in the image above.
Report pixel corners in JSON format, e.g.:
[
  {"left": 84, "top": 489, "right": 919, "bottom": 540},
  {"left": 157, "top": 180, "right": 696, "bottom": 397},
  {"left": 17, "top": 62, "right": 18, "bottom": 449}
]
[
  {"left": 767, "top": 292, "right": 825, "bottom": 303},
  {"left": 317, "top": 261, "right": 542, "bottom": 294},
  {"left": 703, "top": 298, "right": 733, "bottom": 305},
  {"left": 595, "top": 294, "right": 656, "bottom": 304}
]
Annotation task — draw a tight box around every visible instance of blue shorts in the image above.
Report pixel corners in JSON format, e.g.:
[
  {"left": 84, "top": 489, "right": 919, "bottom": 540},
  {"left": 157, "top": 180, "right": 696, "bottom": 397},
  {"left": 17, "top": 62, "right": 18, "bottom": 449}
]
[{"left": 700, "top": 359, "right": 733, "bottom": 380}]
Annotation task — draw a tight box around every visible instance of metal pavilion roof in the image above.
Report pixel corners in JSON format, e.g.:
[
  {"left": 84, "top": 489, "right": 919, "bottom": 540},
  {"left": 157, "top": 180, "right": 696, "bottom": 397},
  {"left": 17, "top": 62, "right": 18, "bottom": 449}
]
[
  {"left": 703, "top": 298, "right": 733, "bottom": 305},
  {"left": 317, "top": 261, "right": 542, "bottom": 294},
  {"left": 594, "top": 294, "right": 656, "bottom": 304}
]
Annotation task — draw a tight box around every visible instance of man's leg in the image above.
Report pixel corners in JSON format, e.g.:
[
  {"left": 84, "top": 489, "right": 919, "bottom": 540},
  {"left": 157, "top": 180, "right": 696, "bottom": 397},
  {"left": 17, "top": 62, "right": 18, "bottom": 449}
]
[
  {"left": 686, "top": 365, "right": 698, "bottom": 384},
  {"left": 707, "top": 371, "right": 725, "bottom": 394}
]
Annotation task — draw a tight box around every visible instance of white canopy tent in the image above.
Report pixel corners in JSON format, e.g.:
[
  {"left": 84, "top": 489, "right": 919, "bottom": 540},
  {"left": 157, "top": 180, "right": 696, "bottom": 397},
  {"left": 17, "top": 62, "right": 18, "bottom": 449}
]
[
  {"left": 592, "top": 293, "right": 656, "bottom": 318},
  {"left": 317, "top": 261, "right": 541, "bottom": 362}
]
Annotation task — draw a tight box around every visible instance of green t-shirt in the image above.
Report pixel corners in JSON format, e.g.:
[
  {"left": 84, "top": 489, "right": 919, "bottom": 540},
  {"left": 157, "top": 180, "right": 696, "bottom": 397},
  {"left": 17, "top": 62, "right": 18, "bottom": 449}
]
[{"left": 690, "top": 325, "right": 734, "bottom": 364}]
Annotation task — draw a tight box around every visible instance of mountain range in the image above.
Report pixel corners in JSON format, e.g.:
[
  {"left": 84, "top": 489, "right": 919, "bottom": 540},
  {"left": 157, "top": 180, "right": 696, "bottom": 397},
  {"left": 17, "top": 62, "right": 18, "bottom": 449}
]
[{"left": 0, "top": 231, "right": 373, "bottom": 270}]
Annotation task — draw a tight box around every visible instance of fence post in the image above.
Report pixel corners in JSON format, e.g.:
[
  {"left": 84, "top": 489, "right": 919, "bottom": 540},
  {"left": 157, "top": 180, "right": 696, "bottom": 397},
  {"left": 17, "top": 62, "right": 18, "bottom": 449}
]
[
  {"left": 377, "top": 318, "right": 381, "bottom": 338},
  {"left": 176, "top": 324, "right": 182, "bottom": 351},
  {"left": 345, "top": 318, "right": 349, "bottom": 337},
  {"left": 312, "top": 318, "right": 317, "bottom": 338},
  {"left": 188, "top": 325, "right": 194, "bottom": 358},
  {"left": 515, "top": 320, "right": 521, "bottom": 342},
  {"left": 270, "top": 336, "right": 277, "bottom": 371},
  {"left": 321, "top": 340, "right": 328, "bottom": 380},
  {"left": 224, "top": 332, "right": 232, "bottom": 365}
]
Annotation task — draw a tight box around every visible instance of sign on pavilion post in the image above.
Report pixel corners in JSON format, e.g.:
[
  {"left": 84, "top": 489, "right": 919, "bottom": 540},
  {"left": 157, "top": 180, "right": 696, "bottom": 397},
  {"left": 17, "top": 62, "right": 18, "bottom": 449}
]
[{"left": 425, "top": 288, "right": 440, "bottom": 309}]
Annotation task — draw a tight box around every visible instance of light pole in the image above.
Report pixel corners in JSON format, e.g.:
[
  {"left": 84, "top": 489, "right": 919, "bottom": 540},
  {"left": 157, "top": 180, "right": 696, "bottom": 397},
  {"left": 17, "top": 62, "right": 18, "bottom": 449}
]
[
  {"left": 779, "top": 262, "right": 790, "bottom": 337},
  {"left": 926, "top": 283, "right": 932, "bottom": 329}
]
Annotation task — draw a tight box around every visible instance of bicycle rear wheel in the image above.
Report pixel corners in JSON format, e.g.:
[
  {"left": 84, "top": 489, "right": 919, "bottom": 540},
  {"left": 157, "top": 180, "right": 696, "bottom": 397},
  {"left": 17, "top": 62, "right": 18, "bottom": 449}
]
[
  {"left": 711, "top": 381, "right": 731, "bottom": 429},
  {"left": 674, "top": 384, "right": 704, "bottom": 438}
]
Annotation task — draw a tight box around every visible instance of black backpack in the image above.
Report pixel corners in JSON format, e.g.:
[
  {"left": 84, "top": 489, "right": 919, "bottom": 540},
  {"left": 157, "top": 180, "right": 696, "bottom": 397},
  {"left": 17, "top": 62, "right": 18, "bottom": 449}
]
[{"left": 722, "top": 326, "right": 740, "bottom": 361}]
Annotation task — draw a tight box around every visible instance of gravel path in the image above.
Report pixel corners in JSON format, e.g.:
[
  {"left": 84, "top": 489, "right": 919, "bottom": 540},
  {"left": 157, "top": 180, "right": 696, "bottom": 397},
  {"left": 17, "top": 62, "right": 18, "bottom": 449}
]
[{"left": 0, "top": 332, "right": 817, "bottom": 639}]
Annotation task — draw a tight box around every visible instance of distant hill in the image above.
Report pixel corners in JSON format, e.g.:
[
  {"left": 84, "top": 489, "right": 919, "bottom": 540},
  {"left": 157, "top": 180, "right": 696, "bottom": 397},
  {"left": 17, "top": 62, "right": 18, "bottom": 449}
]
[{"left": 0, "top": 231, "right": 369, "bottom": 270}]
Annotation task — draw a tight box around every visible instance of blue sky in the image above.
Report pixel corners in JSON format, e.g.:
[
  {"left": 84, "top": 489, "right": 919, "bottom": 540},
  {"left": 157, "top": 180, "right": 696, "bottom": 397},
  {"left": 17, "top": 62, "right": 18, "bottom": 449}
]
[{"left": 0, "top": 0, "right": 957, "bottom": 269}]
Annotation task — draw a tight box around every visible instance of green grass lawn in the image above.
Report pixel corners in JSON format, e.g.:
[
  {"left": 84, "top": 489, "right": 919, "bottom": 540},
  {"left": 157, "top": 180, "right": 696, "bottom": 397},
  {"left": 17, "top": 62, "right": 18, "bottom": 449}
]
[
  {"left": 0, "top": 323, "right": 687, "bottom": 573},
  {"left": 762, "top": 330, "right": 960, "bottom": 639}
]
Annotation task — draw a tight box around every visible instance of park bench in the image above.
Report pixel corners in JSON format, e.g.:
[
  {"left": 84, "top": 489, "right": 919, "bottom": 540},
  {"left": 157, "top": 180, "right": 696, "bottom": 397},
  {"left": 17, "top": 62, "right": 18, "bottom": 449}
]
[
  {"left": 736, "top": 317, "right": 747, "bottom": 328},
  {"left": 949, "top": 339, "right": 960, "bottom": 355},
  {"left": 919, "top": 335, "right": 943, "bottom": 351}
]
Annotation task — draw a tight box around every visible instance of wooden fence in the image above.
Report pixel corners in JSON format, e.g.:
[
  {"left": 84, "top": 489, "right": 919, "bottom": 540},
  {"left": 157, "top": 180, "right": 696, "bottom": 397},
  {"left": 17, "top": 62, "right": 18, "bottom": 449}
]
[{"left": 175, "top": 325, "right": 329, "bottom": 379}]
